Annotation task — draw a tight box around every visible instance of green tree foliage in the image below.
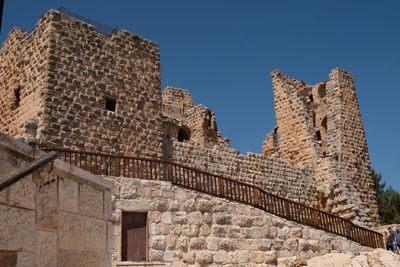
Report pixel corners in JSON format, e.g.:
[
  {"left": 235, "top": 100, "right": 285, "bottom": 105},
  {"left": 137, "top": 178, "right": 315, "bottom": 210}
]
[{"left": 372, "top": 169, "right": 400, "bottom": 224}]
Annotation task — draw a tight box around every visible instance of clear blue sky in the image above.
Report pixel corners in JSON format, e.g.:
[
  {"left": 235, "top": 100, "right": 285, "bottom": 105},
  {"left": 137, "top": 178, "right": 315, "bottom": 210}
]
[{"left": 1, "top": 1, "right": 399, "bottom": 190}]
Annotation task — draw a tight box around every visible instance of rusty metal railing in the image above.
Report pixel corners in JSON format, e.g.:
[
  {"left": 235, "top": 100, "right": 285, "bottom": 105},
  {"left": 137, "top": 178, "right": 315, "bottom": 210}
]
[{"left": 43, "top": 147, "right": 384, "bottom": 249}]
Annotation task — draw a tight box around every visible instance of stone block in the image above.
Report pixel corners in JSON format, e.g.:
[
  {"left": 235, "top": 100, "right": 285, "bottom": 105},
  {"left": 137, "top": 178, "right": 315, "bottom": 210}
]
[
  {"left": 57, "top": 249, "right": 86, "bottom": 267},
  {"left": 117, "top": 199, "right": 152, "bottom": 211},
  {"left": 161, "top": 211, "right": 172, "bottom": 224},
  {"left": 245, "top": 227, "right": 264, "bottom": 239},
  {"left": 58, "top": 176, "right": 78, "bottom": 212},
  {"left": 188, "top": 211, "right": 202, "bottom": 225},
  {"left": 151, "top": 235, "right": 166, "bottom": 250},
  {"left": 149, "top": 249, "right": 164, "bottom": 261},
  {"left": 195, "top": 250, "right": 213, "bottom": 263},
  {"left": 36, "top": 180, "right": 57, "bottom": 230},
  {"left": 9, "top": 175, "right": 35, "bottom": 210},
  {"left": 214, "top": 251, "right": 229, "bottom": 263},
  {"left": 86, "top": 251, "right": 110, "bottom": 267},
  {"left": 0, "top": 205, "right": 9, "bottom": 249},
  {"left": 181, "top": 224, "right": 199, "bottom": 237},
  {"left": 16, "top": 252, "right": 35, "bottom": 267},
  {"left": 36, "top": 230, "right": 57, "bottom": 267},
  {"left": 79, "top": 183, "right": 103, "bottom": 218},
  {"left": 189, "top": 237, "right": 206, "bottom": 249},
  {"left": 163, "top": 250, "right": 175, "bottom": 262},
  {"left": 58, "top": 211, "right": 85, "bottom": 251},
  {"left": 85, "top": 217, "right": 107, "bottom": 252},
  {"left": 8, "top": 207, "right": 35, "bottom": 252},
  {"left": 166, "top": 234, "right": 177, "bottom": 249},
  {"left": 0, "top": 188, "right": 7, "bottom": 205},
  {"left": 206, "top": 237, "right": 218, "bottom": 251}
]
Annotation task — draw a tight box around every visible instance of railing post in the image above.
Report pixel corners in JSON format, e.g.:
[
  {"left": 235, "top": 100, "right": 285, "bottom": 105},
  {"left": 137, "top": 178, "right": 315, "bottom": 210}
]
[
  {"left": 167, "top": 164, "right": 173, "bottom": 182},
  {"left": 253, "top": 187, "right": 259, "bottom": 206}
]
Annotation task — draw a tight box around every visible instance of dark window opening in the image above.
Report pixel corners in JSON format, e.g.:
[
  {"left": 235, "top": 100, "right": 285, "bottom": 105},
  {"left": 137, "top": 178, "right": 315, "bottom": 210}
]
[
  {"left": 178, "top": 127, "right": 190, "bottom": 142},
  {"left": 316, "top": 131, "right": 322, "bottom": 141},
  {"left": 105, "top": 97, "right": 116, "bottom": 112},
  {"left": 13, "top": 88, "right": 21, "bottom": 108},
  {"left": 273, "top": 127, "right": 279, "bottom": 146},
  {"left": 122, "top": 212, "right": 147, "bottom": 262},
  {"left": 309, "top": 94, "right": 314, "bottom": 102},
  {"left": 312, "top": 112, "right": 316, "bottom": 127}
]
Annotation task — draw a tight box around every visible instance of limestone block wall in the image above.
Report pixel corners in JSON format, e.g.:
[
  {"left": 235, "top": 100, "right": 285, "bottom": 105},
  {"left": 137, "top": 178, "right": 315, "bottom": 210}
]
[
  {"left": 0, "top": 134, "right": 113, "bottom": 267},
  {"left": 162, "top": 87, "right": 195, "bottom": 120},
  {"left": 40, "top": 10, "right": 164, "bottom": 158},
  {"left": 326, "top": 69, "right": 379, "bottom": 224},
  {"left": 184, "top": 105, "right": 230, "bottom": 149},
  {"left": 106, "top": 177, "right": 372, "bottom": 266},
  {"left": 161, "top": 87, "right": 229, "bottom": 149},
  {"left": 0, "top": 17, "right": 51, "bottom": 138},
  {"left": 166, "top": 141, "right": 317, "bottom": 206},
  {"left": 261, "top": 126, "right": 280, "bottom": 158},
  {"left": 0, "top": 9, "right": 165, "bottom": 158},
  {"left": 270, "top": 70, "right": 320, "bottom": 166}
]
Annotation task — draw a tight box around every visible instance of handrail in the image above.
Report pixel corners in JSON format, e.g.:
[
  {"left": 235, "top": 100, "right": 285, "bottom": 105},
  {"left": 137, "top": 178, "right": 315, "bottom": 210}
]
[{"left": 43, "top": 147, "right": 384, "bottom": 249}]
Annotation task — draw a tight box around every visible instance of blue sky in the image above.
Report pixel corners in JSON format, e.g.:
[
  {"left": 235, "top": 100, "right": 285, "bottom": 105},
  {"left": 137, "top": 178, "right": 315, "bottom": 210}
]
[{"left": 1, "top": 1, "right": 399, "bottom": 190}]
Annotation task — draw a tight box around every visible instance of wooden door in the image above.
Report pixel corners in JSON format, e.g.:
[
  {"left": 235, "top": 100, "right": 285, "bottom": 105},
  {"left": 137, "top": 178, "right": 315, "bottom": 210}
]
[{"left": 122, "top": 212, "right": 147, "bottom": 261}]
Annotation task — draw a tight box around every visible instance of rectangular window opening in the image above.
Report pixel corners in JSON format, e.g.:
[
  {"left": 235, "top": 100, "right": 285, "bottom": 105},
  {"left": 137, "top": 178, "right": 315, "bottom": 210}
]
[
  {"left": 13, "top": 88, "right": 21, "bottom": 108},
  {"left": 121, "top": 212, "right": 148, "bottom": 262},
  {"left": 105, "top": 97, "right": 116, "bottom": 112}
]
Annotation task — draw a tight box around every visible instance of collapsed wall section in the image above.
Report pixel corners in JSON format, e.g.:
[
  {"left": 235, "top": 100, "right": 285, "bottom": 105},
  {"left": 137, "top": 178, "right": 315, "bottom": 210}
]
[
  {"left": 166, "top": 141, "right": 317, "bottom": 206},
  {"left": 0, "top": 16, "right": 52, "bottom": 139},
  {"left": 325, "top": 69, "right": 379, "bottom": 224},
  {"left": 270, "top": 71, "right": 320, "bottom": 166},
  {"left": 161, "top": 87, "right": 230, "bottom": 149}
]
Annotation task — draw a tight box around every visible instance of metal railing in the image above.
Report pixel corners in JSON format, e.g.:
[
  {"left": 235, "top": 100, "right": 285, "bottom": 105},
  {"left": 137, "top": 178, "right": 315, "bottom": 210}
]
[
  {"left": 43, "top": 147, "right": 384, "bottom": 249},
  {"left": 58, "top": 6, "right": 118, "bottom": 36}
]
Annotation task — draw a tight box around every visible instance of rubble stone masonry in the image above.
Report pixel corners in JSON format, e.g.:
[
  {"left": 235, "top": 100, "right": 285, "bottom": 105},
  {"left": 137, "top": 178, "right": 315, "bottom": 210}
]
[
  {"left": 107, "top": 177, "right": 372, "bottom": 266},
  {"left": 0, "top": 9, "right": 164, "bottom": 158},
  {"left": 0, "top": 7, "right": 379, "bottom": 233}
]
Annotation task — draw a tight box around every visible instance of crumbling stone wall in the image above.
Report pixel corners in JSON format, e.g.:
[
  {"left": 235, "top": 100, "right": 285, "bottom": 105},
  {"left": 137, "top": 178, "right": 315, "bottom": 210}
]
[
  {"left": 0, "top": 133, "right": 113, "bottom": 267},
  {"left": 0, "top": 9, "right": 165, "bottom": 158},
  {"left": 162, "top": 87, "right": 195, "bottom": 120},
  {"left": 325, "top": 69, "right": 379, "bottom": 224},
  {"left": 264, "top": 69, "right": 379, "bottom": 226},
  {"left": 0, "top": 20, "right": 50, "bottom": 139},
  {"left": 161, "top": 87, "right": 229, "bottom": 149},
  {"left": 167, "top": 141, "right": 317, "bottom": 206},
  {"left": 268, "top": 70, "right": 320, "bottom": 166},
  {"left": 0, "top": 8, "right": 379, "bottom": 229},
  {"left": 106, "top": 177, "right": 372, "bottom": 266}
]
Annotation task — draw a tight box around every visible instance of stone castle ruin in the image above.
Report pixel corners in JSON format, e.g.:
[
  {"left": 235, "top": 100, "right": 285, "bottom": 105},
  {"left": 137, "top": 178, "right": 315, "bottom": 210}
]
[{"left": 0, "top": 8, "right": 386, "bottom": 267}]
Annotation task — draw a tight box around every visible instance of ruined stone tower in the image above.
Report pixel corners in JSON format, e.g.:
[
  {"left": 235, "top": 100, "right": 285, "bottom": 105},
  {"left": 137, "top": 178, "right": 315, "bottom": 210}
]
[
  {"left": 0, "top": 8, "right": 379, "bottom": 227},
  {"left": 262, "top": 69, "right": 379, "bottom": 225}
]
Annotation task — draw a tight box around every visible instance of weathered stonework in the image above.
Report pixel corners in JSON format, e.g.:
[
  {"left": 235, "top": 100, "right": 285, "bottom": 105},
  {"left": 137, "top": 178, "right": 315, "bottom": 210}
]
[
  {"left": 0, "top": 9, "right": 164, "bottom": 158},
  {"left": 0, "top": 7, "right": 385, "bottom": 267},
  {"left": 0, "top": 133, "right": 113, "bottom": 266},
  {"left": 106, "top": 176, "right": 373, "bottom": 266}
]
